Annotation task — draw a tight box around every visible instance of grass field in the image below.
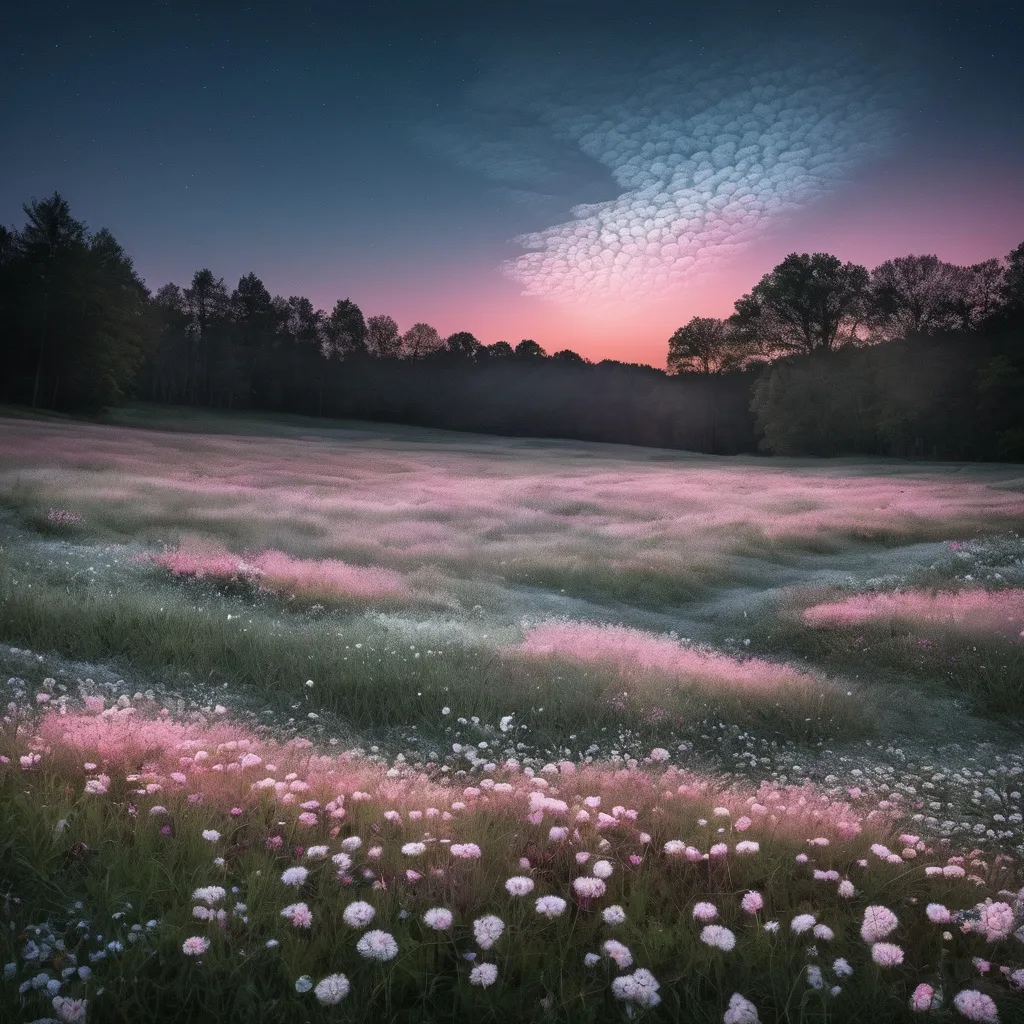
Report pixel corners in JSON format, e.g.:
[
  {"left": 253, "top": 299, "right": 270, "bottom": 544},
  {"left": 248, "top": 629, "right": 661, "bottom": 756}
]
[{"left": 1, "top": 405, "right": 1023, "bottom": 1023}]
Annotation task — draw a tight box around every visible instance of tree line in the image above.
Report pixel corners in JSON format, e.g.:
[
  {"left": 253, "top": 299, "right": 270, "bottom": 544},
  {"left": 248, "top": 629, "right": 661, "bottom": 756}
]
[
  {"left": 0, "top": 191, "right": 1020, "bottom": 459},
  {"left": 666, "top": 249, "right": 1023, "bottom": 458}
]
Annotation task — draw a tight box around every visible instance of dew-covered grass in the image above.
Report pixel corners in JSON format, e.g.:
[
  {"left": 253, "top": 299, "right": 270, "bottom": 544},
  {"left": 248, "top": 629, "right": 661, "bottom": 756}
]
[
  {"left": 3, "top": 695, "right": 1024, "bottom": 1024},
  {"left": 1, "top": 406, "right": 1024, "bottom": 1022}
]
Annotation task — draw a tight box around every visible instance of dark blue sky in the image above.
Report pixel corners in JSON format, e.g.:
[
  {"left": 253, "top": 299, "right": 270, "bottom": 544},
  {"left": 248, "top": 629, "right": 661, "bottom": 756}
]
[{"left": 4, "top": 1, "right": 1022, "bottom": 364}]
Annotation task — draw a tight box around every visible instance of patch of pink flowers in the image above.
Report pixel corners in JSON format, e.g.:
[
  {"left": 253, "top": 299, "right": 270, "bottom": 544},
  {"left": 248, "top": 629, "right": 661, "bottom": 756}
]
[
  {"left": 802, "top": 588, "right": 1024, "bottom": 640},
  {"left": 146, "top": 540, "right": 412, "bottom": 605},
  {"left": 512, "top": 620, "right": 829, "bottom": 694}
]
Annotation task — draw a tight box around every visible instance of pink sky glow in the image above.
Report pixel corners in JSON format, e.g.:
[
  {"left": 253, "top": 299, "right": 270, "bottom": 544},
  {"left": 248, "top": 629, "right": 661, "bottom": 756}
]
[{"left": 303, "top": 163, "right": 1024, "bottom": 369}]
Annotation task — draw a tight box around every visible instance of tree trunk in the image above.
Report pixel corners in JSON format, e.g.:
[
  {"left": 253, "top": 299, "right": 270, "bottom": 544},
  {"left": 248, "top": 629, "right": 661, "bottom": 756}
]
[{"left": 31, "top": 290, "right": 50, "bottom": 409}]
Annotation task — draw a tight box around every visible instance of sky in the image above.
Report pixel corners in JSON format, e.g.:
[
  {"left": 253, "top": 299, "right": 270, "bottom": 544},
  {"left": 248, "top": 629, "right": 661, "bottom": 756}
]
[{"left": 3, "top": 0, "right": 1023, "bottom": 367}]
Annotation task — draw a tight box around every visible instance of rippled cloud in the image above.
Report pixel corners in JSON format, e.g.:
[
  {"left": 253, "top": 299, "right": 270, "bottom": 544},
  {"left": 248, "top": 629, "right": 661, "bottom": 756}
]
[{"left": 430, "top": 35, "right": 911, "bottom": 305}]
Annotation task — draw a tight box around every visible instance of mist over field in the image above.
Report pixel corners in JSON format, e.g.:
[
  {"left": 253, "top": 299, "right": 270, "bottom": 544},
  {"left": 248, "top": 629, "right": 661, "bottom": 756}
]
[{"left": 1, "top": 407, "right": 1022, "bottom": 1023}]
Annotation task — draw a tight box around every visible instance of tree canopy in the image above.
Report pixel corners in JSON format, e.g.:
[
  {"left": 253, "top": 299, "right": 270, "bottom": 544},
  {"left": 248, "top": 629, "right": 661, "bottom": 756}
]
[{"left": 728, "top": 252, "right": 870, "bottom": 356}]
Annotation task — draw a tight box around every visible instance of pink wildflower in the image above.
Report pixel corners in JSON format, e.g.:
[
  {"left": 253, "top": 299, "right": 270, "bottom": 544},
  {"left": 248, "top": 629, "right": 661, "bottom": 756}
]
[
  {"left": 741, "top": 892, "right": 764, "bottom": 914},
  {"left": 356, "top": 929, "right": 398, "bottom": 961},
  {"left": 280, "top": 902, "right": 313, "bottom": 928},
  {"left": 910, "top": 983, "right": 936, "bottom": 1011},
  {"left": 473, "top": 915, "right": 505, "bottom": 950},
  {"left": 535, "top": 896, "right": 567, "bottom": 918},
  {"left": 693, "top": 902, "right": 719, "bottom": 922},
  {"left": 871, "top": 942, "right": 904, "bottom": 967},
  {"left": 976, "top": 902, "right": 1014, "bottom": 942},
  {"left": 723, "top": 993, "right": 760, "bottom": 1024},
  {"left": 952, "top": 990, "right": 999, "bottom": 1022},
  {"left": 861, "top": 905, "right": 899, "bottom": 943},
  {"left": 602, "top": 939, "right": 633, "bottom": 969},
  {"left": 700, "top": 925, "right": 736, "bottom": 951},
  {"left": 469, "top": 963, "right": 498, "bottom": 987},
  {"left": 572, "top": 877, "right": 606, "bottom": 899}
]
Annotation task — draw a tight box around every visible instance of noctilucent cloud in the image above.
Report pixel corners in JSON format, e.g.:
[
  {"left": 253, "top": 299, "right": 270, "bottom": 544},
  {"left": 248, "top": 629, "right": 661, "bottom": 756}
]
[{"left": 4, "top": 1, "right": 1022, "bottom": 366}]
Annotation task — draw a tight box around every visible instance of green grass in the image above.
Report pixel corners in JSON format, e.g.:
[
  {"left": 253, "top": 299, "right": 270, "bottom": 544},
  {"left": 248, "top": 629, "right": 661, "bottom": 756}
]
[
  {"left": 0, "top": 549, "right": 867, "bottom": 749},
  {"left": 742, "top": 586, "right": 1024, "bottom": 721},
  {"left": 2, "top": 721, "right": 1021, "bottom": 1024}
]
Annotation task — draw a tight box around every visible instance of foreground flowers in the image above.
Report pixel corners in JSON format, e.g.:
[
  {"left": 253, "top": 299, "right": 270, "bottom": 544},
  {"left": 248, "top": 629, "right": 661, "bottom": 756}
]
[
  {"left": 314, "top": 973, "right": 351, "bottom": 1005},
  {"left": 4, "top": 702, "right": 1024, "bottom": 1023},
  {"left": 356, "top": 930, "right": 399, "bottom": 962}
]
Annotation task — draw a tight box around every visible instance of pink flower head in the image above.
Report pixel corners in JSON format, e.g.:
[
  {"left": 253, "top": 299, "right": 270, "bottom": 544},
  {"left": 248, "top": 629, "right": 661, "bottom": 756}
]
[
  {"left": 280, "top": 866, "right": 308, "bottom": 887},
  {"left": 280, "top": 902, "right": 313, "bottom": 928},
  {"left": 860, "top": 905, "right": 898, "bottom": 943},
  {"left": 182, "top": 936, "right": 210, "bottom": 956},
  {"left": 700, "top": 925, "right": 736, "bottom": 951},
  {"left": 723, "top": 993, "right": 760, "bottom": 1024},
  {"left": 473, "top": 914, "right": 505, "bottom": 950},
  {"left": 572, "top": 876, "right": 607, "bottom": 900},
  {"left": 741, "top": 891, "right": 764, "bottom": 914},
  {"left": 356, "top": 929, "right": 398, "bottom": 961},
  {"left": 871, "top": 942, "right": 904, "bottom": 967},
  {"left": 693, "top": 902, "right": 719, "bottom": 922},
  {"left": 952, "top": 990, "right": 999, "bottom": 1022},
  {"left": 602, "top": 939, "right": 634, "bottom": 969},
  {"left": 535, "top": 896, "right": 568, "bottom": 918},
  {"left": 423, "top": 907, "right": 454, "bottom": 930},
  {"left": 469, "top": 963, "right": 498, "bottom": 987},
  {"left": 52, "top": 997, "right": 88, "bottom": 1023},
  {"left": 910, "top": 983, "right": 936, "bottom": 1011},
  {"left": 976, "top": 901, "right": 1015, "bottom": 942}
]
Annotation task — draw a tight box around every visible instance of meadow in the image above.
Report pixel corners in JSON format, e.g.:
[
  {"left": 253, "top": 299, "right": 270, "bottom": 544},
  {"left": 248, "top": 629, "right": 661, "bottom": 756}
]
[{"left": 0, "top": 404, "right": 1023, "bottom": 1024}]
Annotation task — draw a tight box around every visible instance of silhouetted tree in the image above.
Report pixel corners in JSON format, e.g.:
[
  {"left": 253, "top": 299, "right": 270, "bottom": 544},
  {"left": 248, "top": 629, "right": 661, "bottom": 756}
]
[
  {"left": 400, "top": 321, "right": 444, "bottom": 360},
  {"left": 552, "top": 348, "right": 587, "bottom": 363},
  {"left": 867, "top": 254, "right": 968, "bottom": 340},
  {"left": 1, "top": 193, "right": 153, "bottom": 410},
  {"left": 514, "top": 339, "right": 546, "bottom": 359},
  {"left": 365, "top": 314, "right": 401, "bottom": 358},
  {"left": 443, "top": 331, "right": 482, "bottom": 361},
  {"left": 325, "top": 298, "right": 367, "bottom": 359},
  {"left": 17, "top": 193, "right": 89, "bottom": 407},
  {"left": 952, "top": 259, "right": 1006, "bottom": 329},
  {"left": 482, "top": 340, "right": 514, "bottom": 360},
  {"left": 278, "top": 295, "right": 329, "bottom": 414},
  {"left": 667, "top": 316, "right": 753, "bottom": 374},
  {"left": 71, "top": 228, "right": 157, "bottom": 408},
  {"left": 0, "top": 224, "right": 15, "bottom": 265},
  {"left": 146, "top": 283, "right": 190, "bottom": 402},
  {"left": 730, "top": 252, "right": 870, "bottom": 357},
  {"left": 230, "top": 272, "right": 279, "bottom": 405},
  {"left": 999, "top": 241, "right": 1024, "bottom": 316},
  {"left": 182, "top": 269, "right": 231, "bottom": 404}
]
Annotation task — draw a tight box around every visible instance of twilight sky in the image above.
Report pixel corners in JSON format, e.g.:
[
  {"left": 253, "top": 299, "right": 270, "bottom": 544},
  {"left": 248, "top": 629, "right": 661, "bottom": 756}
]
[{"left": 4, "top": 0, "right": 1023, "bottom": 366}]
